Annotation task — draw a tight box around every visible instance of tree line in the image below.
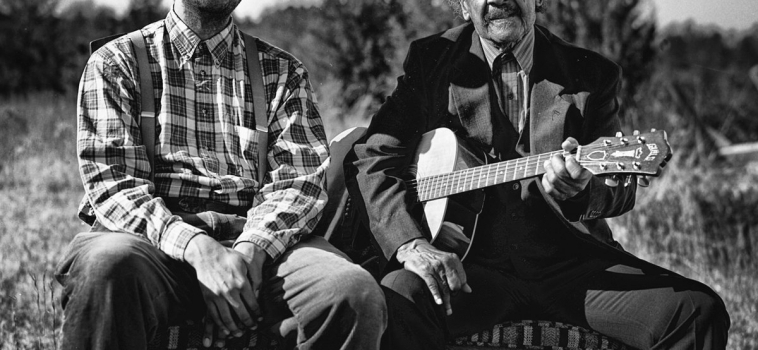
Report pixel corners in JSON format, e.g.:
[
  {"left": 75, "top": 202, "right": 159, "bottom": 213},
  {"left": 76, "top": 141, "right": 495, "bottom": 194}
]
[{"left": 2, "top": 0, "right": 757, "bottom": 149}]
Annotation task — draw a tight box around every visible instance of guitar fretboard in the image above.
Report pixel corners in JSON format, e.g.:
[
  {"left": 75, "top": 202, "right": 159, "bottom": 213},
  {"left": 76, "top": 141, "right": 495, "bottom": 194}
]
[{"left": 411, "top": 150, "right": 568, "bottom": 202}]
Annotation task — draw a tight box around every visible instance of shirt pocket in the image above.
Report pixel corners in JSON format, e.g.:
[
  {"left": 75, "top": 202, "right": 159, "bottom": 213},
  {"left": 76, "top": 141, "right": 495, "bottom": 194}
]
[{"left": 235, "top": 125, "right": 261, "bottom": 169}]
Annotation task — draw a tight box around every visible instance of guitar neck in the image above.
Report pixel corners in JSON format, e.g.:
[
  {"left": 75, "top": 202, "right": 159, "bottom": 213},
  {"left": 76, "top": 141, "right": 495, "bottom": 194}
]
[{"left": 413, "top": 149, "right": 571, "bottom": 202}]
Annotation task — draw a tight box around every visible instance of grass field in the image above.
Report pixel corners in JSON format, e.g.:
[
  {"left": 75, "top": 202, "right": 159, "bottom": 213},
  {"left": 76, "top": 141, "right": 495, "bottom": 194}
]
[{"left": 0, "top": 93, "right": 756, "bottom": 349}]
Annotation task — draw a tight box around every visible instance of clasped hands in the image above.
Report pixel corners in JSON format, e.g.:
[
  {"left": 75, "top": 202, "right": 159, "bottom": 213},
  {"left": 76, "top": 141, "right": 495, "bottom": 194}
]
[{"left": 184, "top": 235, "right": 266, "bottom": 348}]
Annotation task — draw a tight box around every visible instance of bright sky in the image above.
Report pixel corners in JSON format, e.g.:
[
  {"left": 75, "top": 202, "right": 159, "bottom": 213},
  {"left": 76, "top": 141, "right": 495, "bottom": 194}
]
[{"left": 59, "top": 0, "right": 758, "bottom": 30}]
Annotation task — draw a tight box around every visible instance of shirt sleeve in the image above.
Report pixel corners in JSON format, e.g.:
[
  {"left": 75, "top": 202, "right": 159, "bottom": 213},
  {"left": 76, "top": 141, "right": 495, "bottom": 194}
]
[
  {"left": 77, "top": 42, "right": 204, "bottom": 262},
  {"left": 234, "top": 62, "right": 329, "bottom": 261}
]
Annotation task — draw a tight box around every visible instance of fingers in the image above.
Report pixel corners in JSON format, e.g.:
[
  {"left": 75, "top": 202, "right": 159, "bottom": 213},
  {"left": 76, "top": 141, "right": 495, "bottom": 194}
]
[
  {"left": 432, "top": 269, "right": 453, "bottom": 316},
  {"left": 203, "top": 318, "right": 215, "bottom": 348},
  {"left": 418, "top": 271, "right": 444, "bottom": 306},
  {"left": 213, "top": 301, "right": 238, "bottom": 339},
  {"left": 205, "top": 302, "right": 228, "bottom": 339},
  {"left": 227, "top": 292, "right": 254, "bottom": 337},
  {"left": 245, "top": 265, "right": 264, "bottom": 326},
  {"left": 442, "top": 256, "right": 469, "bottom": 293},
  {"left": 403, "top": 247, "right": 468, "bottom": 316},
  {"left": 542, "top": 152, "right": 590, "bottom": 200},
  {"left": 214, "top": 326, "right": 227, "bottom": 348},
  {"left": 561, "top": 137, "right": 579, "bottom": 152}
]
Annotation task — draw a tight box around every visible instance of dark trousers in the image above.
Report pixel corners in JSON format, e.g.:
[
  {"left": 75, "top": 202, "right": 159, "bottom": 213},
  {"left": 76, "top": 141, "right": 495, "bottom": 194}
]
[
  {"left": 54, "top": 232, "right": 387, "bottom": 350},
  {"left": 381, "top": 259, "right": 730, "bottom": 350}
]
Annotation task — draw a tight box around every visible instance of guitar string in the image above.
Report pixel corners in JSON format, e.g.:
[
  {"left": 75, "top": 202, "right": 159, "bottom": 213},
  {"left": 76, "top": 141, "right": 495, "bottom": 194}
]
[{"left": 411, "top": 141, "right": 653, "bottom": 199}]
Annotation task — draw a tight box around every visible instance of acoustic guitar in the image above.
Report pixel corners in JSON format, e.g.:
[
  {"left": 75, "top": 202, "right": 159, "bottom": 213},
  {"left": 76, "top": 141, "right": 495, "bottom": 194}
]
[{"left": 320, "top": 127, "right": 672, "bottom": 261}]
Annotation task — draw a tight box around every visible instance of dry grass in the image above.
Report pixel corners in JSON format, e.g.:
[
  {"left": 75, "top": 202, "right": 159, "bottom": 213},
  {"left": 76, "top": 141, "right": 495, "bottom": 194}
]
[{"left": 0, "top": 93, "right": 755, "bottom": 349}]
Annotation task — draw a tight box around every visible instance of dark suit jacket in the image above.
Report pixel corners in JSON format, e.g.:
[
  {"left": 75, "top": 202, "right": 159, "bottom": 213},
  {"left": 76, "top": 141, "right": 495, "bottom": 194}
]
[{"left": 349, "top": 23, "right": 638, "bottom": 271}]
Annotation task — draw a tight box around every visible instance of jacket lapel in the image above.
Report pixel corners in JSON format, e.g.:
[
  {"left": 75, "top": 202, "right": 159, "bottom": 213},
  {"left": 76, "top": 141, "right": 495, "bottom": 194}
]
[
  {"left": 528, "top": 26, "right": 593, "bottom": 155},
  {"left": 447, "top": 26, "right": 500, "bottom": 148}
]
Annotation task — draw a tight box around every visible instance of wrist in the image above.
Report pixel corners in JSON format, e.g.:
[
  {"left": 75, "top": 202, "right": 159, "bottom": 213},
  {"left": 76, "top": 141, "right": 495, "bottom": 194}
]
[
  {"left": 184, "top": 234, "right": 218, "bottom": 266},
  {"left": 234, "top": 241, "right": 268, "bottom": 266},
  {"left": 397, "top": 238, "right": 429, "bottom": 263}
]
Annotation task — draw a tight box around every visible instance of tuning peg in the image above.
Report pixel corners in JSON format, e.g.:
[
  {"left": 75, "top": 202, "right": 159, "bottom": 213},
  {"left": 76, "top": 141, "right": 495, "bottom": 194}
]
[
  {"left": 615, "top": 131, "right": 624, "bottom": 137},
  {"left": 624, "top": 175, "right": 633, "bottom": 187},
  {"left": 605, "top": 176, "right": 619, "bottom": 187},
  {"left": 633, "top": 130, "right": 640, "bottom": 136},
  {"left": 638, "top": 175, "right": 650, "bottom": 187}
]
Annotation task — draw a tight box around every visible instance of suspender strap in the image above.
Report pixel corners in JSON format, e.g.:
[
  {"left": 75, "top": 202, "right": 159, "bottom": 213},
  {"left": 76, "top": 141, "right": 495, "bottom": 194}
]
[
  {"left": 128, "top": 30, "right": 156, "bottom": 184},
  {"left": 125, "top": 30, "right": 267, "bottom": 189},
  {"left": 242, "top": 33, "right": 269, "bottom": 190}
]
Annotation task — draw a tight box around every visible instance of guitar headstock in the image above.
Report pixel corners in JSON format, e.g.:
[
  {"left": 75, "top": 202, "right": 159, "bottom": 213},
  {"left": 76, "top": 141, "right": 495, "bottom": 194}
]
[{"left": 578, "top": 129, "right": 672, "bottom": 177}]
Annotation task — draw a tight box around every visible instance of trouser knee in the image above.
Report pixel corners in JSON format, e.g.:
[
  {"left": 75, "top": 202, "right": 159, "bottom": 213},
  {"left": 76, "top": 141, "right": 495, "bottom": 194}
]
[
  {"left": 330, "top": 266, "right": 388, "bottom": 327},
  {"left": 381, "top": 268, "right": 432, "bottom": 305},
  {"left": 688, "top": 288, "right": 730, "bottom": 334}
]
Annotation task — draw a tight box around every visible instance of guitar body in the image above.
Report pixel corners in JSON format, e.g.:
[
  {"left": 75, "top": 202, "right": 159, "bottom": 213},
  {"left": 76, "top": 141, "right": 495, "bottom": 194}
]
[
  {"left": 319, "top": 127, "right": 486, "bottom": 262},
  {"left": 413, "top": 128, "right": 486, "bottom": 260},
  {"left": 321, "top": 126, "right": 670, "bottom": 265}
]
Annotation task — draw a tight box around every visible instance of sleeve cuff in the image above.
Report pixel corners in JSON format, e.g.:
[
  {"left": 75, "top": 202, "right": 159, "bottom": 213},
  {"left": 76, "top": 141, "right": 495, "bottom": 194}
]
[
  {"left": 234, "top": 230, "right": 291, "bottom": 261},
  {"left": 161, "top": 220, "right": 205, "bottom": 262},
  {"left": 557, "top": 177, "right": 594, "bottom": 221}
]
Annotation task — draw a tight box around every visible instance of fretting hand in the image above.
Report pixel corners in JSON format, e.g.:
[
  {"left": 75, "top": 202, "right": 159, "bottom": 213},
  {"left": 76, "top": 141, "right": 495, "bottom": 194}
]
[{"left": 542, "top": 137, "right": 593, "bottom": 201}]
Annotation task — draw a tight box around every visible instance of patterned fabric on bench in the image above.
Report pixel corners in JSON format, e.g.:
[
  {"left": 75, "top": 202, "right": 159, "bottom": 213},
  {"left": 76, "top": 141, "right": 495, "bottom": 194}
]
[
  {"left": 147, "top": 322, "right": 280, "bottom": 350},
  {"left": 149, "top": 320, "right": 631, "bottom": 350},
  {"left": 447, "top": 320, "right": 631, "bottom": 350}
]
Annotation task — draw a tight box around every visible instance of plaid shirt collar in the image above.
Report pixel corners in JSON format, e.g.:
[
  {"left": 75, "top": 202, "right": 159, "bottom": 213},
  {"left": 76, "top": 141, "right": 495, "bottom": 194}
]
[
  {"left": 479, "top": 27, "right": 535, "bottom": 75},
  {"left": 166, "top": 8, "right": 235, "bottom": 64}
]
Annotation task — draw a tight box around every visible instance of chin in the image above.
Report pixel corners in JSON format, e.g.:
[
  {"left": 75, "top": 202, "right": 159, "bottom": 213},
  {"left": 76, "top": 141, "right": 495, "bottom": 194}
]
[{"left": 488, "top": 21, "right": 525, "bottom": 44}]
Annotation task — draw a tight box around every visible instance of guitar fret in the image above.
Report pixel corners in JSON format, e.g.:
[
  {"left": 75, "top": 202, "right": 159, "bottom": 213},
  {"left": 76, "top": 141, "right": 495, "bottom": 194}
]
[
  {"left": 523, "top": 156, "right": 529, "bottom": 178},
  {"left": 465, "top": 167, "right": 472, "bottom": 192},
  {"left": 453, "top": 170, "right": 460, "bottom": 194},
  {"left": 429, "top": 176, "right": 439, "bottom": 198},
  {"left": 518, "top": 158, "right": 523, "bottom": 181},
  {"left": 477, "top": 165, "right": 482, "bottom": 189},
  {"left": 535, "top": 153, "right": 541, "bottom": 176}
]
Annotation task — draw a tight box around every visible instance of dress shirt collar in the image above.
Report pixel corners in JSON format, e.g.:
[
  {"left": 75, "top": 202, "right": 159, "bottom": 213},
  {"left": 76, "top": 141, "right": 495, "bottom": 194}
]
[
  {"left": 166, "top": 8, "right": 235, "bottom": 64},
  {"left": 479, "top": 27, "right": 535, "bottom": 75}
]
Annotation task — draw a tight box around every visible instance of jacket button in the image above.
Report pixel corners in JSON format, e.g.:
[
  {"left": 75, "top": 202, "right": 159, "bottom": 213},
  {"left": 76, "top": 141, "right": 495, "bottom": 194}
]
[{"left": 512, "top": 183, "right": 520, "bottom": 190}]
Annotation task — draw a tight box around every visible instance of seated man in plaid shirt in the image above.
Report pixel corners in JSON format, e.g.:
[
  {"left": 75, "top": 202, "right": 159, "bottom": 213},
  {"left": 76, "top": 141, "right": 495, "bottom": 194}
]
[{"left": 54, "top": 1, "right": 386, "bottom": 349}]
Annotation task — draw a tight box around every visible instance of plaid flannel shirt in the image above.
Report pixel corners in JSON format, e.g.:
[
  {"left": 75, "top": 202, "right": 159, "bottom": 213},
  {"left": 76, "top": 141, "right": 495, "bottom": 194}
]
[{"left": 77, "top": 10, "right": 329, "bottom": 262}]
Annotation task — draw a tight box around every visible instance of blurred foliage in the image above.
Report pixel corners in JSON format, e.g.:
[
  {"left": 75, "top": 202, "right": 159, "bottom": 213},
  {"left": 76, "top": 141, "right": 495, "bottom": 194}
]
[
  {"left": 538, "top": 0, "right": 657, "bottom": 125},
  {"left": 239, "top": 0, "right": 461, "bottom": 125},
  {"left": 0, "top": 0, "right": 756, "bottom": 145},
  {"left": 1, "top": 1, "right": 757, "bottom": 347}
]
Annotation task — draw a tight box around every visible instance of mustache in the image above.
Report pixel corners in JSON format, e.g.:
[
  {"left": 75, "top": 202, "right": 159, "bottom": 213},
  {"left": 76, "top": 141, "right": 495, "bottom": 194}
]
[{"left": 484, "top": 4, "right": 521, "bottom": 22}]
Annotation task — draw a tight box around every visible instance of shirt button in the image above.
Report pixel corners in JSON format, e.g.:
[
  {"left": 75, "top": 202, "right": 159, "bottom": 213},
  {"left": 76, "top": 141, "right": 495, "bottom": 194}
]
[
  {"left": 507, "top": 93, "right": 516, "bottom": 100},
  {"left": 512, "top": 183, "right": 520, "bottom": 190}
]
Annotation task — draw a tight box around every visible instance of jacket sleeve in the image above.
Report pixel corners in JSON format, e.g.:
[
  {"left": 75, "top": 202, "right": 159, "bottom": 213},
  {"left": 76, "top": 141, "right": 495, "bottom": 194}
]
[
  {"left": 558, "top": 64, "right": 637, "bottom": 222},
  {"left": 350, "top": 41, "right": 431, "bottom": 261}
]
